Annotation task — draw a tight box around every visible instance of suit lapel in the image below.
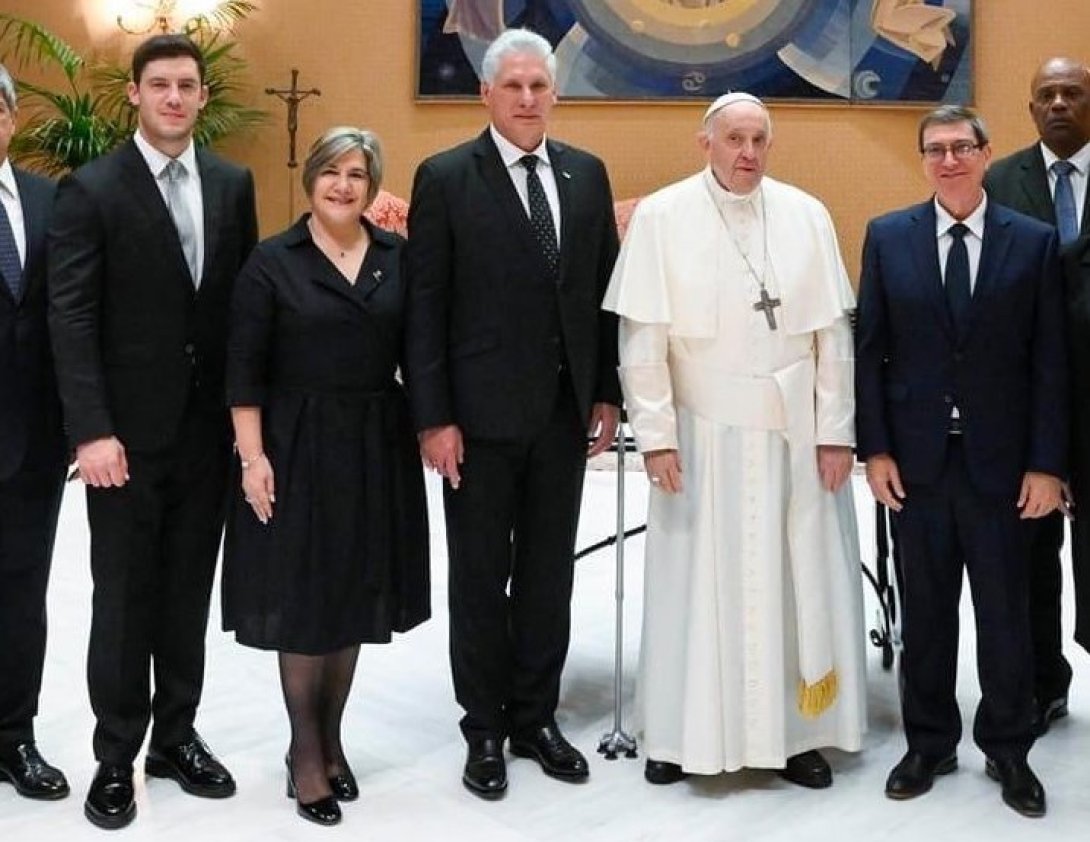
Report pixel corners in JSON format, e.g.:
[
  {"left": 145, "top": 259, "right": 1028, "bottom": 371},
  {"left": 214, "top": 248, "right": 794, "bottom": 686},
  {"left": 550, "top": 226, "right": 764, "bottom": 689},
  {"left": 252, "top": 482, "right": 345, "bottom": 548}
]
[
  {"left": 963, "top": 202, "right": 1015, "bottom": 341},
  {"left": 549, "top": 140, "right": 572, "bottom": 287},
  {"left": 117, "top": 141, "right": 194, "bottom": 294},
  {"left": 907, "top": 201, "right": 955, "bottom": 338},
  {"left": 1015, "top": 148, "right": 1057, "bottom": 223},
  {"left": 196, "top": 148, "right": 223, "bottom": 290},
  {"left": 12, "top": 170, "right": 42, "bottom": 302}
]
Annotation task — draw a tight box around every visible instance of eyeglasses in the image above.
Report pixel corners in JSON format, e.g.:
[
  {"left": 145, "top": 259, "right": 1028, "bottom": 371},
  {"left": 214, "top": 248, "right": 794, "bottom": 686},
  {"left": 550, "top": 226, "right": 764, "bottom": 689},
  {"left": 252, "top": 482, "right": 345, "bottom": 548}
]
[{"left": 921, "top": 141, "right": 983, "bottom": 161}]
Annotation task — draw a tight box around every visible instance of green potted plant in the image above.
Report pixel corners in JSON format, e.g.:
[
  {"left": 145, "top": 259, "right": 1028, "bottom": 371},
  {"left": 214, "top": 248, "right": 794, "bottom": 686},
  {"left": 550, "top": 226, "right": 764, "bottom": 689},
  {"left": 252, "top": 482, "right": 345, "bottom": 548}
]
[{"left": 0, "top": 1, "right": 264, "bottom": 176}]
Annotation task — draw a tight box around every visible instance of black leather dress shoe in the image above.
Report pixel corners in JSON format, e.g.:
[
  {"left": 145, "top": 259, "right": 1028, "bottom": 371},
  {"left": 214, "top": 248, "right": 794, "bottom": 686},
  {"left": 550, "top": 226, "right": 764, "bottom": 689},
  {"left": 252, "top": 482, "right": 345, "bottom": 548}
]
[
  {"left": 985, "top": 756, "right": 1046, "bottom": 818},
  {"left": 463, "top": 736, "right": 507, "bottom": 799},
  {"left": 286, "top": 758, "right": 342, "bottom": 826},
  {"left": 509, "top": 724, "right": 589, "bottom": 782},
  {"left": 84, "top": 764, "right": 136, "bottom": 830},
  {"left": 0, "top": 741, "right": 69, "bottom": 800},
  {"left": 1033, "top": 695, "right": 1069, "bottom": 736},
  {"left": 145, "top": 732, "right": 235, "bottom": 798},
  {"left": 644, "top": 759, "right": 687, "bottom": 785},
  {"left": 884, "top": 751, "right": 957, "bottom": 799},
  {"left": 777, "top": 750, "right": 832, "bottom": 789},
  {"left": 329, "top": 768, "right": 359, "bottom": 801}
]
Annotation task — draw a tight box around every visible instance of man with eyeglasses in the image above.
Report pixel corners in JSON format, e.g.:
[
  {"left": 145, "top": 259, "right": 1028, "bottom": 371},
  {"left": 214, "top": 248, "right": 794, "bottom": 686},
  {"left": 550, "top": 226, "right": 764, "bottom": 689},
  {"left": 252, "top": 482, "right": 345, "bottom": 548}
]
[
  {"left": 856, "top": 105, "right": 1067, "bottom": 818},
  {"left": 984, "top": 57, "right": 1090, "bottom": 739}
]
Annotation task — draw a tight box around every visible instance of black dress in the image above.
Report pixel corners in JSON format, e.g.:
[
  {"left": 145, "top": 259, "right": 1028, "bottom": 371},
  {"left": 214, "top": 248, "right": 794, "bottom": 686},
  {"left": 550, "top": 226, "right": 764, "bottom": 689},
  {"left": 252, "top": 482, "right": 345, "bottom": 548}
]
[{"left": 222, "top": 215, "right": 429, "bottom": 654}]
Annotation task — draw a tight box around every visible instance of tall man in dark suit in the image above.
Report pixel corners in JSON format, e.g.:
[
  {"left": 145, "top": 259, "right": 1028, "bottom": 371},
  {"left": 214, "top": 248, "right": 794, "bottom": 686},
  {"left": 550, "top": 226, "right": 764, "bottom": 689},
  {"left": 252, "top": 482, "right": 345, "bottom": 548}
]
[
  {"left": 984, "top": 57, "right": 1090, "bottom": 732},
  {"left": 405, "top": 28, "right": 621, "bottom": 800},
  {"left": 48, "top": 35, "right": 257, "bottom": 829},
  {"left": 0, "top": 63, "right": 69, "bottom": 803},
  {"left": 856, "top": 105, "right": 1067, "bottom": 818}
]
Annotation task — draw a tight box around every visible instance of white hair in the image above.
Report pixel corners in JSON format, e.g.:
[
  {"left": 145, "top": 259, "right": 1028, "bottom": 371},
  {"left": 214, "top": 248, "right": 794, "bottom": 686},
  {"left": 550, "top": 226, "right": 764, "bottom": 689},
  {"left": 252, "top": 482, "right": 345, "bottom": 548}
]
[{"left": 480, "top": 28, "right": 556, "bottom": 84}]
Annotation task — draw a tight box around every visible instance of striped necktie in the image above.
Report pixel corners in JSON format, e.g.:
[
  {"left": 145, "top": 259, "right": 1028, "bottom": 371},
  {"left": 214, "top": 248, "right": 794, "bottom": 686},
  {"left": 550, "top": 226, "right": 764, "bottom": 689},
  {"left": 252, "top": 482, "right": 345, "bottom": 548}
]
[
  {"left": 1051, "top": 159, "right": 1080, "bottom": 245},
  {"left": 0, "top": 197, "right": 23, "bottom": 301}
]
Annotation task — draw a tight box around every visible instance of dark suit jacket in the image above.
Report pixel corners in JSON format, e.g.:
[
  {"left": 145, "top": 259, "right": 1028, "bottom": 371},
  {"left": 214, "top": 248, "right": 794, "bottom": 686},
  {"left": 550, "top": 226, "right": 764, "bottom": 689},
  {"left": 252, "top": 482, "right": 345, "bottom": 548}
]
[
  {"left": 404, "top": 129, "right": 621, "bottom": 439},
  {"left": 855, "top": 199, "right": 1068, "bottom": 499},
  {"left": 0, "top": 167, "right": 64, "bottom": 481},
  {"left": 48, "top": 140, "right": 258, "bottom": 452},
  {"left": 985, "top": 145, "right": 1090, "bottom": 467}
]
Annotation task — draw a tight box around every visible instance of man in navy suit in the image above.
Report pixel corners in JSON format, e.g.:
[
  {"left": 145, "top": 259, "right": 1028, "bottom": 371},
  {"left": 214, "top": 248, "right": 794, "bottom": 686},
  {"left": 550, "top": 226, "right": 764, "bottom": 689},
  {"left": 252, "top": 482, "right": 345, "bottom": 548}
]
[
  {"left": 984, "top": 58, "right": 1090, "bottom": 733},
  {"left": 856, "top": 105, "right": 1067, "bottom": 818},
  {"left": 0, "top": 63, "right": 69, "bottom": 803},
  {"left": 405, "top": 28, "right": 620, "bottom": 800}
]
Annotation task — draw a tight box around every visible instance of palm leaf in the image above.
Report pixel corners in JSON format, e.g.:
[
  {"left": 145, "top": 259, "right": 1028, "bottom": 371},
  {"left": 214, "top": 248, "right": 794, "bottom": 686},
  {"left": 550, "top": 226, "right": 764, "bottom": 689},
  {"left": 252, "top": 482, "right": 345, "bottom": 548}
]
[
  {"left": 185, "top": 1, "right": 258, "bottom": 36},
  {"left": 0, "top": 14, "right": 84, "bottom": 85}
]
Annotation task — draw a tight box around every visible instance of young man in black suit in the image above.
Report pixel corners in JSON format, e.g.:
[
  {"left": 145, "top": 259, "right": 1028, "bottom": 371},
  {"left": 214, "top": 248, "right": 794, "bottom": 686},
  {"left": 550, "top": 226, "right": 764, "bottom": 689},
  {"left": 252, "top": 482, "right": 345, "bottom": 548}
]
[
  {"left": 984, "top": 57, "right": 1090, "bottom": 733},
  {"left": 48, "top": 34, "right": 258, "bottom": 829},
  {"left": 405, "top": 28, "right": 621, "bottom": 800},
  {"left": 0, "top": 63, "right": 69, "bottom": 803},
  {"left": 857, "top": 105, "right": 1067, "bottom": 818}
]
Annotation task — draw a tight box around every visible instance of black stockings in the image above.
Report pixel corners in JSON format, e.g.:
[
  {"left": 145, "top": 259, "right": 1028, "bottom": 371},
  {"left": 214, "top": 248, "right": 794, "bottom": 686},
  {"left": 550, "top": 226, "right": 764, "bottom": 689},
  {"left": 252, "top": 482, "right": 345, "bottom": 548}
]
[{"left": 279, "top": 645, "right": 360, "bottom": 801}]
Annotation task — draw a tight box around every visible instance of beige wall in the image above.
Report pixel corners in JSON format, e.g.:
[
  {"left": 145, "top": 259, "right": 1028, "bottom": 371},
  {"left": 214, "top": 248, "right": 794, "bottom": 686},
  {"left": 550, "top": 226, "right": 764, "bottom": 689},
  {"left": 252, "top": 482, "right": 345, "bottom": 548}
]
[{"left": 4, "top": 0, "right": 1089, "bottom": 276}]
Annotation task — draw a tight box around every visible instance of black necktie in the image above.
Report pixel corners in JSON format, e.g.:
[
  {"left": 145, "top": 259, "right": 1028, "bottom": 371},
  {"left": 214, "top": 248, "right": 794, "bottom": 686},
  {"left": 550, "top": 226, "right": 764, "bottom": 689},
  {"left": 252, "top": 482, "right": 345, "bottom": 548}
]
[
  {"left": 520, "top": 155, "right": 560, "bottom": 280},
  {"left": 944, "top": 223, "right": 971, "bottom": 332},
  {"left": 0, "top": 198, "right": 23, "bottom": 301}
]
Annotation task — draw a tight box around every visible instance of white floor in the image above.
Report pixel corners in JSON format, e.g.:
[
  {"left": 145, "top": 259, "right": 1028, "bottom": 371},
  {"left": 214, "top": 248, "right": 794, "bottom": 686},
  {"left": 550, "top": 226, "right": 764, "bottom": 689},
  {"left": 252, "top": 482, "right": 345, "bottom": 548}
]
[{"left": 2, "top": 468, "right": 1089, "bottom": 841}]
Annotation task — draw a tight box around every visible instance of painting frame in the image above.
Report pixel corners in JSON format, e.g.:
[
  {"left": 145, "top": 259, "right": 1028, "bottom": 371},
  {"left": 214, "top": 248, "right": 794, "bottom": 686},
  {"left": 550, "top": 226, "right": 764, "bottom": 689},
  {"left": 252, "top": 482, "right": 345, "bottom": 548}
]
[{"left": 415, "top": 1, "right": 973, "bottom": 106}]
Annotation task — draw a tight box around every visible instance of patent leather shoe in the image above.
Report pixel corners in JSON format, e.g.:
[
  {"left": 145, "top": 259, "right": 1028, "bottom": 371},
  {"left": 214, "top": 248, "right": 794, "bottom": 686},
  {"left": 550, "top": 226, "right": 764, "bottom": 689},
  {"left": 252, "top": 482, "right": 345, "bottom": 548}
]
[
  {"left": 84, "top": 764, "right": 136, "bottom": 830},
  {"left": 463, "top": 736, "right": 507, "bottom": 799},
  {"left": 644, "top": 759, "right": 687, "bottom": 785},
  {"left": 777, "top": 750, "right": 832, "bottom": 789},
  {"left": 145, "top": 731, "right": 235, "bottom": 797},
  {"left": 329, "top": 768, "right": 359, "bottom": 801},
  {"left": 985, "top": 756, "right": 1046, "bottom": 818},
  {"left": 510, "top": 724, "right": 589, "bottom": 781},
  {"left": 0, "top": 741, "right": 69, "bottom": 800},
  {"left": 286, "top": 757, "right": 342, "bottom": 826},
  {"left": 1033, "top": 695, "right": 1068, "bottom": 736},
  {"left": 884, "top": 751, "right": 957, "bottom": 799}
]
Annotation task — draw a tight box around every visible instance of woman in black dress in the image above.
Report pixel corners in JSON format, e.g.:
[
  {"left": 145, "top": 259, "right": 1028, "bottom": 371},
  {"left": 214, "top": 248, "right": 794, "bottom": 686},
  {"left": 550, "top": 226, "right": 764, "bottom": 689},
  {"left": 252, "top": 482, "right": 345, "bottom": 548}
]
[{"left": 223, "top": 127, "right": 429, "bottom": 826}]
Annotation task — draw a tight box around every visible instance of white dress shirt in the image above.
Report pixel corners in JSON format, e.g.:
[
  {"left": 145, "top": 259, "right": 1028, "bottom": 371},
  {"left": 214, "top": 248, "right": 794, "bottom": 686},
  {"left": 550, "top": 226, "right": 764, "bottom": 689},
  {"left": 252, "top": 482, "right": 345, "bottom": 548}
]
[
  {"left": 935, "top": 193, "right": 986, "bottom": 293},
  {"left": 489, "top": 124, "right": 561, "bottom": 249},
  {"left": 0, "top": 157, "right": 26, "bottom": 267},
  {"left": 133, "top": 130, "right": 205, "bottom": 280},
  {"left": 1040, "top": 139, "right": 1090, "bottom": 231}
]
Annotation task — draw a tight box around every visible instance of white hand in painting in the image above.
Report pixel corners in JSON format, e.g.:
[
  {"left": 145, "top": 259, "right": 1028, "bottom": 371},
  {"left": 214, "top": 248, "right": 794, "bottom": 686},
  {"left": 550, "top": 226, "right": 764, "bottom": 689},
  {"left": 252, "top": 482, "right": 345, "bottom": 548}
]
[{"left": 871, "top": 0, "right": 957, "bottom": 69}]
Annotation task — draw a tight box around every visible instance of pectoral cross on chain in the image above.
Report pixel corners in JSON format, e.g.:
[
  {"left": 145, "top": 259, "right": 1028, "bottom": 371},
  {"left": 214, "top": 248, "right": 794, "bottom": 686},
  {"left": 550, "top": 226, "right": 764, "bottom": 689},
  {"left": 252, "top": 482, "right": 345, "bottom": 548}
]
[{"left": 753, "top": 287, "right": 782, "bottom": 330}]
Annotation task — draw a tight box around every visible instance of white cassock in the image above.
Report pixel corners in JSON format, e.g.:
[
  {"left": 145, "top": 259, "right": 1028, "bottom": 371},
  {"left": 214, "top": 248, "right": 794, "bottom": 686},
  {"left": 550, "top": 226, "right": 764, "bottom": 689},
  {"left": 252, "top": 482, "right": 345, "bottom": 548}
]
[{"left": 603, "top": 169, "right": 866, "bottom": 773}]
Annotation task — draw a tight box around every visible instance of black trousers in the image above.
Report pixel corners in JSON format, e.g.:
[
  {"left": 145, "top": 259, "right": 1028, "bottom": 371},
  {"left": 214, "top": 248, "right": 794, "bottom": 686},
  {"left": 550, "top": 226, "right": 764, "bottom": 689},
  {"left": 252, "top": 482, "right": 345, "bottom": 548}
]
[
  {"left": 1026, "top": 511, "right": 1070, "bottom": 704},
  {"left": 444, "top": 382, "right": 587, "bottom": 742},
  {"left": 0, "top": 437, "right": 66, "bottom": 745},
  {"left": 86, "top": 401, "right": 231, "bottom": 765},
  {"left": 894, "top": 438, "right": 1035, "bottom": 761}
]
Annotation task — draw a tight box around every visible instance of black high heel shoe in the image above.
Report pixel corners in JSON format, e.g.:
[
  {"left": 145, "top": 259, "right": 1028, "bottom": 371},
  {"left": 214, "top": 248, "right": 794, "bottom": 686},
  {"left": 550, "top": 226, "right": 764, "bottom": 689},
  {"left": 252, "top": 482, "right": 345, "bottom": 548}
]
[
  {"left": 285, "top": 756, "right": 342, "bottom": 826},
  {"left": 328, "top": 768, "right": 359, "bottom": 801}
]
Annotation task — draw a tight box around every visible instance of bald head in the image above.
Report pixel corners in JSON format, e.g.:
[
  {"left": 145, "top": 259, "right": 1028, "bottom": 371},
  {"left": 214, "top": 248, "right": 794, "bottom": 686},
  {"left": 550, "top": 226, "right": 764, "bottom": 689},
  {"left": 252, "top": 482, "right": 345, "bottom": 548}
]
[{"left": 1029, "top": 56, "right": 1090, "bottom": 158}]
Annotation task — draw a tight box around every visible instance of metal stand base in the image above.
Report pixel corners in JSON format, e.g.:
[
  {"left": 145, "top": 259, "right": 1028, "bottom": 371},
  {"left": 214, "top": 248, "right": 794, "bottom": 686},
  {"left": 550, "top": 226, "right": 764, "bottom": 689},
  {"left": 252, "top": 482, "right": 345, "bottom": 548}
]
[{"left": 597, "top": 728, "right": 638, "bottom": 760}]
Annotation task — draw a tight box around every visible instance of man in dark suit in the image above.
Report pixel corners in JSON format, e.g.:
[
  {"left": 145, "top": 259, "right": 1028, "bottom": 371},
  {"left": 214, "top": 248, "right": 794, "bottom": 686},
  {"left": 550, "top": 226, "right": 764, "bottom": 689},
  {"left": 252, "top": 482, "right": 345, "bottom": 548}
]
[
  {"left": 984, "top": 57, "right": 1090, "bottom": 733},
  {"left": 405, "top": 28, "right": 620, "bottom": 800},
  {"left": 48, "top": 34, "right": 257, "bottom": 829},
  {"left": 856, "top": 105, "right": 1066, "bottom": 818},
  {"left": 0, "top": 63, "right": 69, "bottom": 803}
]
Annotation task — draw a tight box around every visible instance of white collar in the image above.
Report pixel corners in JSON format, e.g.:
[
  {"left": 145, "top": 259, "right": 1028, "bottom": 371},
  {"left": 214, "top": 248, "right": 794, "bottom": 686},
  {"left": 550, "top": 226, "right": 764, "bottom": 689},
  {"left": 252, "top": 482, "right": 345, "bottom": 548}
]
[
  {"left": 934, "top": 193, "right": 987, "bottom": 240},
  {"left": 490, "top": 124, "right": 551, "bottom": 170},
  {"left": 1039, "top": 139, "right": 1090, "bottom": 175},
  {"left": 133, "top": 129, "right": 198, "bottom": 178},
  {"left": 0, "top": 157, "right": 16, "bottom": 200}
]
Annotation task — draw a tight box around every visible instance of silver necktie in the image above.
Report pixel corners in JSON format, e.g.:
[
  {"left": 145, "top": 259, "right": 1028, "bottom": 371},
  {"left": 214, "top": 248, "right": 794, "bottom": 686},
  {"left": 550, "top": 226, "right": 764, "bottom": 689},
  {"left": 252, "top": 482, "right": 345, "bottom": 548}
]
[{"left": 162, "top": 159, "right": 199, "bottom": 286}]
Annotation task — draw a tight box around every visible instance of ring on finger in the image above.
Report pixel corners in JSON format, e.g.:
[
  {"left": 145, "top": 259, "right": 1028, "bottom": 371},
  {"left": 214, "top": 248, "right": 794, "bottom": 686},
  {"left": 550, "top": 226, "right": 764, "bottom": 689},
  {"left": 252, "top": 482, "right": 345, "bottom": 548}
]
[{"left": 650, "top": 476, "right": 662, "bottom": 484}]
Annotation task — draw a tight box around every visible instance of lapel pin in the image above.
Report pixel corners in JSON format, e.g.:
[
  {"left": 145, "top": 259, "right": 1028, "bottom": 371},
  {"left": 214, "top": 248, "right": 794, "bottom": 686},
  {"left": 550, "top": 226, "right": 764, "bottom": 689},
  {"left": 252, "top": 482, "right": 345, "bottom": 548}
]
[
  {"left": 373, "top": 269, "right": 383, "bottom": 283},
  {"left": 562, "top": 171, "right": 572, "bottom": 180}
]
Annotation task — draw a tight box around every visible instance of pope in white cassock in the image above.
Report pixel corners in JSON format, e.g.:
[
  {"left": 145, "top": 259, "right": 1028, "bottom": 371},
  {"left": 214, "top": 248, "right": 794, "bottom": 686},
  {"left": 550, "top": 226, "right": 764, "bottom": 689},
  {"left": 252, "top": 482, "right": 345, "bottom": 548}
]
[{"left": 603, "top": 92, "right": 866, "bottom": 788}]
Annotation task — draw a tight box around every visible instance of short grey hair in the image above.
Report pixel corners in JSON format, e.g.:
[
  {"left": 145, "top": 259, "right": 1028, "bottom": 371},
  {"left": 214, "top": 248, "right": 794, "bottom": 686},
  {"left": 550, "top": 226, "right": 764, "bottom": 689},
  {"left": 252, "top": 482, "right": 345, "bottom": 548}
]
[
  {"left": 481, "top": 28, "right": 556, "bottom": 84},
  {"left": 918, "top": 104, "right": 989, "bottom": 151},
  {"left": 301, "top": 126, "right": 384, "bottom": 208},
  {"left": 0, "top": 64, "right": 16, "bottom": 113}
]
